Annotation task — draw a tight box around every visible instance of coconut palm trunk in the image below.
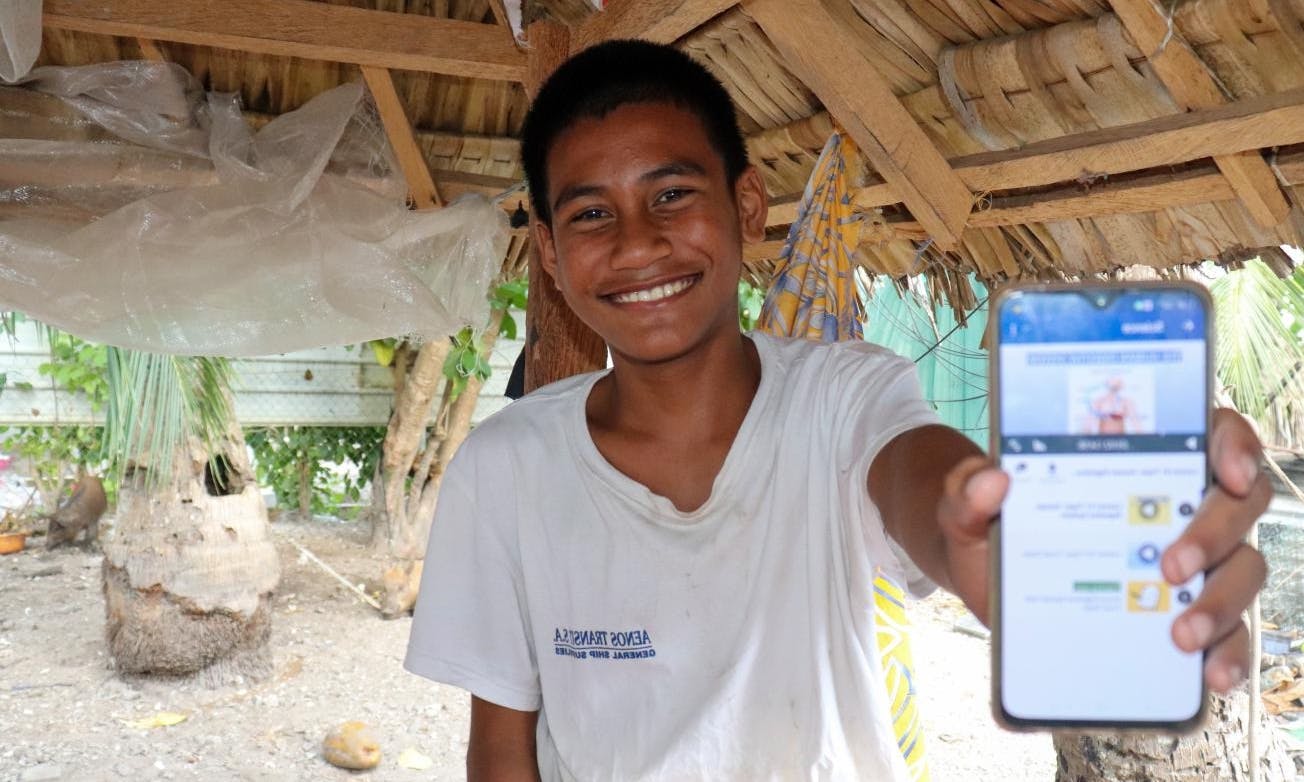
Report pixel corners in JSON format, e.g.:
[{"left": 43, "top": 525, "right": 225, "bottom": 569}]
[
  {"left": 103, "top": 430, "right": 279, "bottom": 682},
  {"left": 1052, "top": 690, "right": 1293, "bottom": 781}
]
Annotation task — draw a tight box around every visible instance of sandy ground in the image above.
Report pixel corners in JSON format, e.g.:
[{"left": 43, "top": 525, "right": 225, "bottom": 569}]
[{"left": 1, "top": 517, "right": 1053, "bottom": 781}]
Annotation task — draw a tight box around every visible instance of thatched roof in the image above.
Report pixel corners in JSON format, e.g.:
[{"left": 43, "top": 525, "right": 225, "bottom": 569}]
[{"left": 12, "top": 0, "right": 1304, "bottom": 309}]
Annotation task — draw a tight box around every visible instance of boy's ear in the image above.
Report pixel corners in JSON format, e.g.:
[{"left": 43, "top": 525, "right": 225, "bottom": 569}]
[
  {"left": 735, "top": 165, "right": 769, "bottom": 245},
  {"left": 533, "top": 220, "right": 560, "bottom": 282}
]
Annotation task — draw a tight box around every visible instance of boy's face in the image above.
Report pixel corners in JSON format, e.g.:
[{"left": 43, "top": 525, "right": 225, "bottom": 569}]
[{"left": 535, "top": 101, "right": 767, "bottom": 366}]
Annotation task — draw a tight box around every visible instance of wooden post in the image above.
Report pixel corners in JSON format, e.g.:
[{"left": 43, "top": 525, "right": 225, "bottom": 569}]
[{"left": 523, "top": 21, "right": 606, "bottom": 393}]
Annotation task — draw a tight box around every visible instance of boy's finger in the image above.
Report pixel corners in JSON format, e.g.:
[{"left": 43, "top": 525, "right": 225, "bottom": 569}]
[
  {"left": 938, "top": 456, "right": 1007, "bottom": 540},
  {"left": 1210, "top": 408, "right": 1263, "bottom": 499},
  {"left": 1204, "top": 620, "right": 1251, "bottom": 694},
  {"left": 1171, "top": 544, "right": 1266, "bottom": 654},
  {"left": 1161, "top": 474, "right": 1272, "bottom": 584}
]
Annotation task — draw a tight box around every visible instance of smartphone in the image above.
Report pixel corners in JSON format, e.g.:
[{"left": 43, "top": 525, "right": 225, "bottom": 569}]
[{"left": 989, "top": 282, "right": 1211, "bottom": 731}]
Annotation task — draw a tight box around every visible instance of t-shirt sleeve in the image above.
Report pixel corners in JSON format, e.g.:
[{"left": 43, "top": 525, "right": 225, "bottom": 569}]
[
  {"left": 838, "top": 345, "right": 943, "bottom": 599},
  {"left": 404, "top": 453, "right": 541, "bottom": 711}
]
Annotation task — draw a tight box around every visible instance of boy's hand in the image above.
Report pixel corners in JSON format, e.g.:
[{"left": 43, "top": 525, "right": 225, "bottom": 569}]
[{"left": 937, "top": 408, "right": 1269, "bottom": 694}]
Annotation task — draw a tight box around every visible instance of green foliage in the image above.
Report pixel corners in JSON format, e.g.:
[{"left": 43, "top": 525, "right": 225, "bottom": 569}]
[
  {"left": 738, "top": 279, "right": 766, "bottom": 332},
  {"left": 103, "top": 349, "right": 236, "bottom": 485},
  {"left": 245, "top": 426, "right": 384, "bottom": 517},
  {"left": 442, "top": 327, "right": 494, "bottom": 401},
  {"left": 0, "top": 425, "right": 113, "bottom": 512},
  {"left": 40, "top": 333, "right": 109, "bottom": 410},
  {"left": 1210, "top": 260, "right": 1304, "bottom": 433},
  {"left": 492, "top": 278, "right": 528, "bottom": 341}
]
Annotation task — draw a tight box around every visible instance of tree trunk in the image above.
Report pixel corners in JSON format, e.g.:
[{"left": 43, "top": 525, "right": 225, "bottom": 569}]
[
  {"left": 372, "top": 316, "right": 502, "bottom": 616},
  {"left": 1053, "top": 689, "right": 1293, "bottom": 781},
  {"left": 102, "top": 430, "right": 280, "bottom": 684},
  {"left": 296, "top": 456, "right": 312, "bottom": 520}
]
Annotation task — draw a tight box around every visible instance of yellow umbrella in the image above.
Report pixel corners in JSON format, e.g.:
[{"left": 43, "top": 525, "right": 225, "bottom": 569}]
[{"left": 759, "top": 132, "right": 930, "bottom": 782}]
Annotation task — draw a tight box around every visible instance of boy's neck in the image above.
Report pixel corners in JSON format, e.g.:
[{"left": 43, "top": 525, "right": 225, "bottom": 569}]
[{"left": 590, "top": 330, "right": 761, "bottom": 442}]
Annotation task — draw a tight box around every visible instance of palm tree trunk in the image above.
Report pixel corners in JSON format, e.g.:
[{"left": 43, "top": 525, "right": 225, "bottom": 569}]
[
  {"left": 1052, "top": 690, "right": 1293, "bottom": 781},
  {"left": 102, "top": 430, "right": 280, "bottom": 683}
]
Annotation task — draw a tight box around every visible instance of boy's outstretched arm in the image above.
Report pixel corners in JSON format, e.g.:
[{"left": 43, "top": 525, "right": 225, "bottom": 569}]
[
  {"left": 468, "top": 696, "right": 541, "bottom": 782},
  {"left": 867, "top": 412, "right": 1269, "bottom": 693}
]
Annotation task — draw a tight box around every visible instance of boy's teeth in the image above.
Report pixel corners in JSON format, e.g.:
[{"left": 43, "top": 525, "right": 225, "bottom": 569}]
[{"left": 612, "top": 277, "right": 693, "bottom": 304}]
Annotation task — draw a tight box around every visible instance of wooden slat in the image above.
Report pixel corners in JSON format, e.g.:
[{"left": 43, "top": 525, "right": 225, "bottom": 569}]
[
  {"left": 745, "top": 0, "right": 972, "bottom": 250},
  {"left": 523, "top": 21, "right": 607, "bottom": 394},
  {"left": 573, "top": 0, "right": 737, "bottom": 49},
  {"left": 1109, "top": 0, "right": 1290, "bottom": 227},
  {"left": 743, "top": 239, "right": 788, "bottom": 261},
  {"left": 135, "top": 38, "right": 166, "bottom": 62},
  {"left": 949, "top": 87, "right": 1304, "bottom": 196},
  {"left": 43, "top": 0, "right": 527, "bottom": 82},
  {"left": 360, "top": 66, "right": 442, "bottom": 209},
  {"left": 967, "top": 167, "right": 1236, "bottom": 227}
]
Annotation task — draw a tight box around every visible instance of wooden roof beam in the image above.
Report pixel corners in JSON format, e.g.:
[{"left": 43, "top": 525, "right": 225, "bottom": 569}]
[
  {"left": 948, "top": 86, "right": 1304, "bottom": 197},
  {"left": 43, "top": 0, "right": 528, "bottom": 82},
  {"left": 1108, "top": 0, "right": 1291, "bottom": 228},
  {"left": 360, "top": 66, "right": 443, "bottom": 209},
  {"left": 836, "top": 87, "right": 1304, "bottom": 215},
  {"left": 744, "top": 0, "right": 972, "bottom": 250},
  {"left": 572, "top": 0, "right": 738, "bottom": 49}
]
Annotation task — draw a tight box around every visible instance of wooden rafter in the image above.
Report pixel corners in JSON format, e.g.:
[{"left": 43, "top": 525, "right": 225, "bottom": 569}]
[
  {"left": 135, "top": 38, "right": 166, "bottom": 62},
  {"left": 573, "top": 0, "right": 738, "bottom": 49},
  {"left": 43, "top": 0, "right": 527, "bottom": 82},
  {"left": 744, "top": 0, "right": 972, "bottom": 250},
  {"left": 360, "top": 66, "right": 443, "bottom": 209},
  {"left": 948, "top": 87, "right": 1304, "bottom": 196},
  {"left": 1108, "top": 0, "right": 1291, "bottom": 227}
]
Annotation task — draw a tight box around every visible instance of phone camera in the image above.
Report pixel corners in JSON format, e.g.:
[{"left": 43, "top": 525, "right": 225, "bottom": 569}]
[
  {"left": 1177, "top": 590, "right": 1193, "bottom": 605},
  {"left": 1179, "top": 502, "right": 1195, "bottom": 517}
]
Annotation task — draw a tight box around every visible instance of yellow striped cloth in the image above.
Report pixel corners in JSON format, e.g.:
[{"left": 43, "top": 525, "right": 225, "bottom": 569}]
[{"left": 758, "top": 132, "right": 929, "bottom": 781}]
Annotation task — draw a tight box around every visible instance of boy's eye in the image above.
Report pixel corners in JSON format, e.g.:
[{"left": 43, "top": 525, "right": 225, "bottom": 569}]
[
  {"left": 570, "top": 207, "right": 608, "bottom": 223},
  {"left": 656, "top": 187, "right": 692, "bottom": 204}
]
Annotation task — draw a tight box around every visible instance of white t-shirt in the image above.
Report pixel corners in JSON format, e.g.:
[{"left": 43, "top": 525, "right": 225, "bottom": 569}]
[{"left": 405, "top": 333, "right": 940, "bottom": 781}]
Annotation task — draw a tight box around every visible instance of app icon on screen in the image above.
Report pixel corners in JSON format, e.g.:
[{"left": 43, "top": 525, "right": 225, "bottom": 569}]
[
  {"left": 1127, "top": 581, "right": 1170, "bottom": 612},
  {"left": 1128, "top": 496, "right": 1171, "bottom": 525},
  {"left": 1128, "top": 543, "right": 1160, "bottom": 569}
]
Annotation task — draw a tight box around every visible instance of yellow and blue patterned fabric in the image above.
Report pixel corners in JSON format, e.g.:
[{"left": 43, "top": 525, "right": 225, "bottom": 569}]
[
  {"left": 758, "top": 132, "right": 930, "bottom": 781},
  {"left": 757, "top": 133, "right": 865, "bottom": 343}
]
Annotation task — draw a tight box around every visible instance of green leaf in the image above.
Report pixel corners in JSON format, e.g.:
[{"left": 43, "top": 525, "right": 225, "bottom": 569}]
[
  {"left": 1211, "top": 259, "right": 1304, "bottom": 442},
  {"left": 499, "top": 311, "right": 517, "bottom": 341},
  {"left": 369, "top": 340, "right": 396, "bottom": 368},
  {"left": 458, "top": 349, "right": 478, "bottom": 376},
  {"left": 14, "top": 381, "right": 33, "bottom": 392}
]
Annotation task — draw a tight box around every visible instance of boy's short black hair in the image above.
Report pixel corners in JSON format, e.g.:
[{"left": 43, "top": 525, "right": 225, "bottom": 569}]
[{"left": 521, "top": 39, "right": 749, "bottom": 226}]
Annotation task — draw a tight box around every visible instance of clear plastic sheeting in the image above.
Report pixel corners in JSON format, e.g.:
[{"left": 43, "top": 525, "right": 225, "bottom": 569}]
[
  {"left": 0, "top": 62, "right": 509, "bottom": 356},
  {"left": 0, "top": 0, "right": 40, "bottom": 83}
]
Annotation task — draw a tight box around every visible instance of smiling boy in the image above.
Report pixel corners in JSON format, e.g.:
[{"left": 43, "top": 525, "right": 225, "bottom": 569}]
[{"left": 405, "top": 40, "right": 1269, "bottom": 781}]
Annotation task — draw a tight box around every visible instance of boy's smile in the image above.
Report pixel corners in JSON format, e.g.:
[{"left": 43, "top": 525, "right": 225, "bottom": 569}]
[{"left": 535, "top": 101, "right": 768, "bottom": 366}]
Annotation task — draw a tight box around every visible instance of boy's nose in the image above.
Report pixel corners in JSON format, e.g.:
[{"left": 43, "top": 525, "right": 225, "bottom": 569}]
[{"left": 611, "top": 211, "right": 672, "bottom": 270}]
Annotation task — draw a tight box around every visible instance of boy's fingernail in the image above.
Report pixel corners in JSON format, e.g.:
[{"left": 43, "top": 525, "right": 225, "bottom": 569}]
[
  {"left": 963, "top": 471, "right": 996, "bottom": 501},
  {"left": 1239, "top": 454, "right": 1260, "bottom": 487},
  {"left": 1172, "top": 544, "right": 1205, "bottom": 582},
  {"left": 1224, "top": 664, "right": 1244, "bottom": 689},
  {"left": 1179, "top": 613, "right": 1214, "bottom": 650}
]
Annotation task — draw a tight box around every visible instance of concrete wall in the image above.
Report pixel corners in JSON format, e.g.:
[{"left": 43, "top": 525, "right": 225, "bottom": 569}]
[{"left": 0, "top": 318, "right": 527, "bottom": 429}]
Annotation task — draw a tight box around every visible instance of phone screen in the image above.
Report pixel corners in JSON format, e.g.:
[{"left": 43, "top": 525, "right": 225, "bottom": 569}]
[{"left": 995, "top": 286, "right": 1208, "bottom": 726}]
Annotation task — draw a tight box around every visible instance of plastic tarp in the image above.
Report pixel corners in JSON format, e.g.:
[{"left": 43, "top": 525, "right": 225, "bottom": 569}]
[
  {"left": 0, "top": 61, "right": 508, "bottom": 356},
  {"left": 0, "top": 0, "right": 40, "bottom": 83}
]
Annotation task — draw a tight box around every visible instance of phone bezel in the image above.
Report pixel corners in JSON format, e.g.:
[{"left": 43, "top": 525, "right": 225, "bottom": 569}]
[{"left": 987, "top": 280, "right": 1213, "bottom": 733}]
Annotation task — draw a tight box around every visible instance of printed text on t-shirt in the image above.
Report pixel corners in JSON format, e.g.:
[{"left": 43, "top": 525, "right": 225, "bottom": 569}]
[{"left": 553, "top": 627, "right": 657, "bottom": 660}]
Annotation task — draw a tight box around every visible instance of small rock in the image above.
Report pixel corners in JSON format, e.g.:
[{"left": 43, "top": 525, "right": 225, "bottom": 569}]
[
  {"left": 18, "top": 763, "right": 63, "bottom": 782},
  {"left": 1261, "top": 665, "right": 1295, "bottom": 691},
  {"left": 322, "top": 721, "right": 381, "bottom": 770}
]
